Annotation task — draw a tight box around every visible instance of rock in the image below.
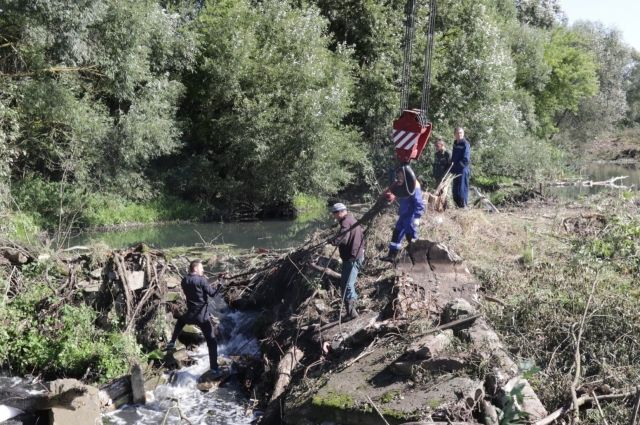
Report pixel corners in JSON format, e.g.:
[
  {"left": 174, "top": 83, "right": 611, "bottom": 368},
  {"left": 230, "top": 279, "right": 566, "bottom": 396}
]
[
  {"left": 313, "top": 299, "right": 330, "bottom": 313},
  {"left": 78, "top": 280, "right": 101, "bottom": 293},
  {"left": 165, "top": 291, "right": 182, "bottom": 302},
  {"left": 47, "top": 379, "right": 100, "bottom": 425},
  {"left": 442, "top": 298, "right": 475, "bottom": 324},
  {"left": 180, "top": 325, "right": 205, "bottom": 345},
  {"left": 126, "top": 270, "right": 145, "bottom": 291},
  {"left": 501, "top": 377, "right": 548, "bottom": 421},
  {"left": 165, "top": 276, "right": 181, "bottom": 289},
  {"left": 89, "top": 268, "right": 103, "bottom": 279},
  {"left": 406, "top": 330, "right": 454, "bottom": 360},
  {"left": 1, "top": 248, "right": 29, "bottom": 265},
  {"left": 196, "top": 368, "right": 228, "bottom": 392}
]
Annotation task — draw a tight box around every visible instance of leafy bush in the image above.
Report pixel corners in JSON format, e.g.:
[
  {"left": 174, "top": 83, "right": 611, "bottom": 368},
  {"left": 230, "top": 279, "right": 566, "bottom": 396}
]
[{"left": 0, "top": 280, "right": 140, "bottom": 381}]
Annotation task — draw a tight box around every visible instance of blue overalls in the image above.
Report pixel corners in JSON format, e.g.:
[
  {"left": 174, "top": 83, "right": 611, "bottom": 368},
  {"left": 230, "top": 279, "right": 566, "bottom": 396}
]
[
  {"left": 451, "top": 138, "right": 471, "bottom": 208},
  {"left": 389, "top": 184, "right": 426, "bottom": 253}
]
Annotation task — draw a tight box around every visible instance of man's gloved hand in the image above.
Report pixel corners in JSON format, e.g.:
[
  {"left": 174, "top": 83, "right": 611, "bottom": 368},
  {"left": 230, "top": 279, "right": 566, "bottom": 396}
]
[{"left": 413, "top": 218, "right": 420, "bottom": 227}]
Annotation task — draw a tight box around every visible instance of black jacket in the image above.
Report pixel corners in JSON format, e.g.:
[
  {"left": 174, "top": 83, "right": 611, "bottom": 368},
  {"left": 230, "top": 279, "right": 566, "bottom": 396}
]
[
  {"left": 433, "top": 150, "right": 451, "bottom": 184},
  {"left": 333, "top": 213, "right": 365, "bottom": 261},
  {"left": 181, "top": 273, "right": 218, "bottom": 322}
]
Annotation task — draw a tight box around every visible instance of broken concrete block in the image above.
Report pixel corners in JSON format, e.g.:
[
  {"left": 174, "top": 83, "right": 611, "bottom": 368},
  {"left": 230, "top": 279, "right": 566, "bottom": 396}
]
[
  {"left": 130, "top": 364, "right": 146, "bottom": 405},
  {"left": 468, "top": 318, "right": 517, "bottom": 375},
  {"left": 406, "top": 330, "right": 454, "bottom": 360},
  {"left": 47, "top": 379, "right": 100, "bottom": 425},
  {"left": 126, "top": 270, "right": 145, "bottom": 291}
]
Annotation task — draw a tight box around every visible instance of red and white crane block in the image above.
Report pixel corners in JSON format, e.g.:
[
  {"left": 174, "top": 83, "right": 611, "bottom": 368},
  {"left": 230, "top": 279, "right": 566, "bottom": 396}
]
[{"left": 392, "top": 109, "right": 432, "bottom": 163}]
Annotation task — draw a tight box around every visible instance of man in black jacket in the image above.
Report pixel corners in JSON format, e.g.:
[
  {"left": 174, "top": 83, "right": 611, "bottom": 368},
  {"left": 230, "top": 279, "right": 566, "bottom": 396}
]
[
  {"left": 432, "top": 137, "right": 451, "bottom": 186},
  {"left": 165, "top": 260, "right": 221, "bottom": 373},
  {"left": 330, "top": 203, "right": 365, "bottom": 320}
]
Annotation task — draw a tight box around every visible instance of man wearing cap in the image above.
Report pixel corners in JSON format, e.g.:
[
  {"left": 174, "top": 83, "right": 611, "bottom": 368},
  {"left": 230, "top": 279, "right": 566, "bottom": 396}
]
[{"left": 330, "top": 203, "right": 365, "bottom": 320}]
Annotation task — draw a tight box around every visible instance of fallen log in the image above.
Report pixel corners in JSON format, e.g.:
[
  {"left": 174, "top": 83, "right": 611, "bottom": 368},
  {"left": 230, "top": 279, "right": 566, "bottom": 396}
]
[
  {"left": 307, "top": 262, "right": 341, "bottom": 279},
  {"left": 260, "top": 346, "right": 304, "bottom": 424},
  {"left": 269, "top": 346, "right": 304, "bottom": 403},
  {"left": 550, "top": 175, "right": 629, "bottom": 189}
]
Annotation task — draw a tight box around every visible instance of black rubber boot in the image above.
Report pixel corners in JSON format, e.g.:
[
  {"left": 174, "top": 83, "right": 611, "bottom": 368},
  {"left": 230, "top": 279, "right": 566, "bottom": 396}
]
[
  {"left": 379, "top": 249, "right": 398, "bottom": 263},
  {"left": 346, "top": 299, "right": 359, "bottom": 320}
]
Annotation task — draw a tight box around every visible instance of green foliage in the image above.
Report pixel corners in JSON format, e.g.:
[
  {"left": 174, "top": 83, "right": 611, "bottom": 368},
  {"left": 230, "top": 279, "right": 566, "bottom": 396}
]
[
  {"left": 0, "top": 281, "right": 139, "bottom": 381},
  {"left": 625, "top": 53, "right": 640, "bottom": 125},
  {"left": 559, "top": 23, "right": 632, "bottom": 140},
  {"left": 12, "top": 176, "right": 203, "bottom": 230},
  {"left": 577, "top": 218, "right": 640, "bottom": 274},
  {"left": 178, "top": 0, "right": 364, "bottom": 208},
  {"left": 2, "top": 0, "right": 195, "bottom": 201},
  {"left": 535, "top": 27, "right": 599, "bottom": 137},
  {"left": 293, "top": 193, "right": 327, "bottom": 223},
  {"left": 497, "top": 382, "right": 530, "bottom": 424}
]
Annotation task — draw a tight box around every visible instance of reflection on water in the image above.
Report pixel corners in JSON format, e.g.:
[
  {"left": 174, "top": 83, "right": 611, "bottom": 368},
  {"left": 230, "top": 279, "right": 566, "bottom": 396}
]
[
  {"left": 70, "top": 218, "right": 332, "bottom": 250},
  {"left": 548, "top": 162, "right": 639, "bottom": 198}
]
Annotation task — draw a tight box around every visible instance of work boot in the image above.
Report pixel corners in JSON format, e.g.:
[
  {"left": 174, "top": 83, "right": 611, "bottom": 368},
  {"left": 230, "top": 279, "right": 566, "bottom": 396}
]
[
  {"left": 346, "top": 299, "right": 359, "bottom": 320},
  {"left": 379, "top": 249, "right": 398, "bottom": 263}
]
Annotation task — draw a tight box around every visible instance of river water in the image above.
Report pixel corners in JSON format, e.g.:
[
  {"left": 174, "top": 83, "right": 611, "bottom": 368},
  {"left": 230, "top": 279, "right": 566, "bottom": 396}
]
[
  {"left": 104, "top": 304, "right": 261, "bottom": 425},
  {"left": 547, "top": 161, "right": 639, "bottom": 198},
  {"left": 70, "top": 218, "right": 329, "bottom": 250}
]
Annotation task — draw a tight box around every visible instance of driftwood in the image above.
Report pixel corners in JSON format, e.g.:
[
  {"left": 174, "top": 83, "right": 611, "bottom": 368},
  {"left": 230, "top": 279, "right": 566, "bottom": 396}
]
[
  {"left": 550, "top": 175, "right": 629, "bottom": 189},
  {"left": 269, "top": 346, "right": 304, "bottom": 402},
  {"left": 98, "top": 375, "right": 133, "bottom": 411},
  {"left": 260, "top": 346, "right": 304, "bottom": 425},
  {"left": 0, "top": 387, "right": 86, "bottom": 412},
  {"left": 307, "top": 262, "right": 341, "bottom": 280},
  {"left": 425, "top": 170, "right": 454, "bottom": 213}
]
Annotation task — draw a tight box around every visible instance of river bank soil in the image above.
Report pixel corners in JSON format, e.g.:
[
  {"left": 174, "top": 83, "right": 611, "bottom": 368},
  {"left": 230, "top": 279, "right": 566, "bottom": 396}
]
[
  {"left": 223, "top": 190, "right": 640, "bottom": 424},
  {"left": 584, "top": 128, "right": 640, "bottom": 162}
]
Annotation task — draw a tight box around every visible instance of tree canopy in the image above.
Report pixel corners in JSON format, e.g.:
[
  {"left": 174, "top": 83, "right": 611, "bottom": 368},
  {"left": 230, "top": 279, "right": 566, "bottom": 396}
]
[{"left": 0, "top": 0, "right": 637, "bottom": 224}]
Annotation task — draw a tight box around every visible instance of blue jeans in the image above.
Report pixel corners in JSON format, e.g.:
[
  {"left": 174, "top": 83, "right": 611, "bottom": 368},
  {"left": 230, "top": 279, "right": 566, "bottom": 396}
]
[{"left": 340, "top": 256, "right": 363, "bottom": 301}]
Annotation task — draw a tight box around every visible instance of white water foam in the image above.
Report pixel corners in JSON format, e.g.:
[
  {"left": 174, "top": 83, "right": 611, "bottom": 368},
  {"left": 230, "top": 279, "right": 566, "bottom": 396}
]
[{"left": 105, "top": 307, "right": 261, "bottom": 425}]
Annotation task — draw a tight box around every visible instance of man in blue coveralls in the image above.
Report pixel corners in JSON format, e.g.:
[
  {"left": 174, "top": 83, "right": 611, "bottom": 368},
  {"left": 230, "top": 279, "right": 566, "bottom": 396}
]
[
  {"left": 380, "top": 168, "right": 426, "bottom": 263},
  {"left": 451, "top": 127, "right": 471, "bottom": 208}
]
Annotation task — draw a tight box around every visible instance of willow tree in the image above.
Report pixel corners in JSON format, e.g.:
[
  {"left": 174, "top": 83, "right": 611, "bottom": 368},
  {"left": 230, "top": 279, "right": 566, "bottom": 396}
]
[
  {"left": 1, "top": 0, "right": 195, "bottom": 200},
  {"left": 179, "top": 0, "right": 363, "bottom": 208}
]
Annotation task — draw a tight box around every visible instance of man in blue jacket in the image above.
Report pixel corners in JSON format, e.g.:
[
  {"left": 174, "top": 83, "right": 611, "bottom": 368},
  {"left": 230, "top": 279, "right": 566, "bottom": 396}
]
[
  {"left": 451, "top": 127, "right": 471, "bottom": 208},
  {"left": 165, "top": 260, "right": 221, "bottom": 374},
  {"left": 381, "top": 168, "right": 426, "bottom": 263}
]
